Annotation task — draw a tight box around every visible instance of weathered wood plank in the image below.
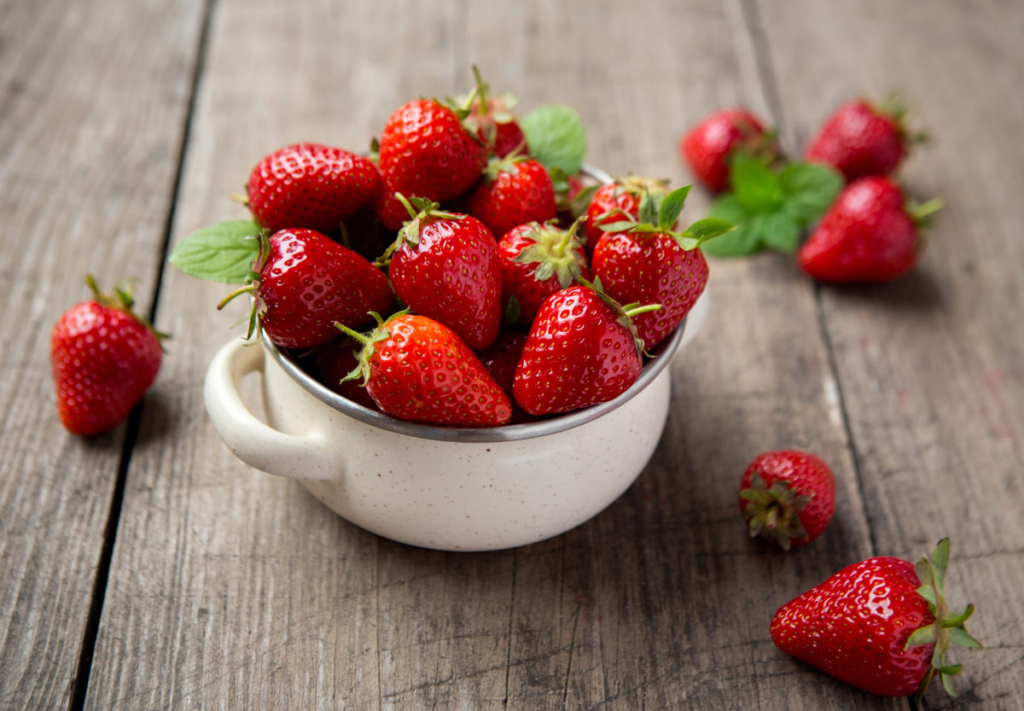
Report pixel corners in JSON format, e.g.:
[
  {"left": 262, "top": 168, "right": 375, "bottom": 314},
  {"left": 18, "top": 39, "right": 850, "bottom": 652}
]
[
  {"left": 754, "top": 0, "right": 1024, "bottom": 707},
  {"left": 87, "top": 0, "right": 901, "bottom": 709},
  {"left": 0, "top": 0, "right": 206, "bottom": 708}
]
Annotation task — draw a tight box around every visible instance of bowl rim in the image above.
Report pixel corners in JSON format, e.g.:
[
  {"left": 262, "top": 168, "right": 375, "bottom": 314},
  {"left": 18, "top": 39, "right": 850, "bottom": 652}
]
[{"left": 262, "top": 163, "right": 688, "bottom": 443}]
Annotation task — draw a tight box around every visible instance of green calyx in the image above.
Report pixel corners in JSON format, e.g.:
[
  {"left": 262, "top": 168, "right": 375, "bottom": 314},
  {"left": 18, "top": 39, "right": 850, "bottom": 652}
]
[
  {"left": 577, "top": 276, "right": 660, "bottom": 356},
  {"left": 905, "top": 538, "right": 983, "bottom": 701},
  {"left": 215, "top": 228, "right": 272, "bottom": 341},
  {"left": 335, "top": 310, "right": 404, "bottom": 385},
  {"left": 739, "top": 472, "right": 811, "bottom": 551},
  {"left": 482, "top": 152, "right": 528, "bottom": 181},
  {"left": 597, "top": 184, "right": 736, "bottom": 251},
  {"left": 375, "top": 194, "right": 463, "bottom": 267},
  {"left": 458, "top": 65, "right": 521, "bottom": 150},
  {"left": 906, "top": 196, "right": 945, "bottom": 230},
  {"left": 85, "top": 274, "right": 171, "bottom": 347},
  {"left": 876, "top": 93, "right": 930, "bottom": 146},
  {"left": 511, "top": 216, "right": 588, "bottom": 288}
]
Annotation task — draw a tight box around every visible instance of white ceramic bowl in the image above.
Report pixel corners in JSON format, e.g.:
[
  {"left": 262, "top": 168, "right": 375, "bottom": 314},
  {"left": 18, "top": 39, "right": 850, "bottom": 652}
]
[{"left": 203, "top": 165, "right": 711, "bottom": 551}]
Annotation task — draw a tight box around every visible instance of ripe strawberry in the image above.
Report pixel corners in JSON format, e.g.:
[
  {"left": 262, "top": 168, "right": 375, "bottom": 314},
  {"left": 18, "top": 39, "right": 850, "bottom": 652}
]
[
  {"left": 497, "top": 218, "right": 589, "bottom": 327},
  {"left": 381, "top": 197, "right": 503, "bottom": 350},
  {"left": 374, "top": 181, "right": 410, "bottom": 231},
  {"left": 315, "top": 338, "right": 379, "bottom": 410},
  {"left": 51, "top": 277, "right": 165, "bottom": 436},
  {"left": 771, "top": 539, "right": 981, "bottom": 698},
  {"left": 221, "top": 228, "right": 394, "bottom": 349},
  {"left": 591, "top": 186, "right": 733, "bottom": 349},
  {"left": 738, "top": 450, "right": 835, "bottom": 550},
  {"left": 378, "top": 98, "right": 487, "bottom": 206},
  {"left": 680, "top": 109, "right": 774, "bottom": 192},
  {"left": 798, "top": 176, "right": 943, "bottom": 284},
  {"left": 338, "top": 312, "right": 511, "bottom": 427},
  {"left": 513, "top": 283, "right": 658, "bottom": 416},
  {"left": 467, "top": 157, "right": 557, "bottom": 241},
  {"left": 247, "top": 143, "right": 382, "bottom": 234},
  {"left": 805, "top": 98, "right": 923, "bottom": 182},
  {"left": 475, "top": 330, "right": 532, "bottom": 423},
  {"left": 585, "top": 176, "right": 669, "bottom": 247},
  {"left": 462, "top": 66, "right": 528, "bottom": 159}
]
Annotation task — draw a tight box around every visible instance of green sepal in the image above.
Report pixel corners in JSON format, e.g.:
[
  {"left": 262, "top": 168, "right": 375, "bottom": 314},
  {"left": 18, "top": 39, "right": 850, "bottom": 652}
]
[
  {"left": 905, "top": 623, "right": 937, "bottom": 649},
  {"left": 675, "top": 218, "right": 737, "bottom": 251},
  {"left": 657, "top": 185, "right": 691, "bottom": 231},
  {"left": 503, "top": 294, "right": 522, "bottom": 326},
  {"left": 510, "top": 217, "right": 588, "bottom": 288},
  {"left": 575, "top": 277, "right": 656, "bottom": 356},
  {"left": 85, "top": 274, "right": 172, "bottom": 348},
  {"left": 739, "top": 472, "right": 811, "bottom": 551},
  {"left": 376, "top": 195, "right": 462, "bottom": 266},
  {"left": 948, "top": 627, "right": 982, "bottom": 649},
  {"left": 336, "top": 311, "right": 397, "bottom": 386}
]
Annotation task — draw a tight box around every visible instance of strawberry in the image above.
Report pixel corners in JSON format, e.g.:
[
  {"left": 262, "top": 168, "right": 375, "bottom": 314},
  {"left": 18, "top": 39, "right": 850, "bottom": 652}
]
[
  {"left": 798, "top": 176, "right": 943, "bottom": 284},
  {"left": 680, "top": 109, "right": 774, "bottom": 192},
  {"left": 316, "top": 338, "right": 379, "bottom": 410},
  {"left": 466, "top": 157, "right": 557, "bottom": 241},
  {"left": 738, "top": 450, "right": 835, "bottom": 550},
  {"left": 512, "top": 282, "right": 659, "bottom": 416},
  {"left": 374, "top": 181, "right": 410, "bottom": 232},
  {"left": 462, "top": 66, "right": 528, "bottom": 159},
  {"left": 585, "top": 176, "right": 669, "bottom": 248},
  {"left": 220, "top": 228, "right": 394, "bottom": 349},
  {"left": 497, "top": 217, "right": 589, "bottom": 327},
  {"left": 247, "top": 143, "right": 382, "bottom": 234},
  {"left": 771, "top": 539, "right": 981, "bottom": 698},
  {"left": 50, "top": 277, "right": 166, "bottom": 436},
  {"left": 378, "top": 98, "right": 487, "bottom": 206},
  {"left": 805, "top": 98, "right": 923, "bottom": 182},
  {"left": 591, "top": 186, "right": 733, "bottom": 349},
  {"left": 475, "top": 330, "right": 533, "bottom": 423},
  {"left": 338, "top": 312, "right": 511, "bottom": 427},
  {"left": 380, "top": 197, "right": 503, "bottom": 350}
]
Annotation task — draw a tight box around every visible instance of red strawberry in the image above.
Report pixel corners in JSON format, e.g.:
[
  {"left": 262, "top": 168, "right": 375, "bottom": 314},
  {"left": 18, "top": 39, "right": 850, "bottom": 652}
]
[
  {"left": 585, "top": 176, "right": 669, "bottom": 248},
  {"left": 378, "top": 99, "right": 487, "bottom": 205},
  {"left": 382, "top": 197, "right": 503, "bottom": 350},
  {"left": 805, "top": 98, "right": 923, "bottom": 182},
  {"left": 338, "top": 312, "right": 511, "bottom": 427},
  {"left": 316, "top": 338, "right": 379, "bottom": 410},
  {"left": 475, "top": 330, "right": 533, "bottom": 423},
  {"left": 513, "top": 283, "right": 658, "bottom": 416},
  {"left": 738, "top": 450, "right": 835, "bottom": 549},
  {"left": 247, "top": 143, "right": 382, "bottom": 234},
  {"left": 771, "top": 539, "right": 981, "bottom": 698},
  {"left": 680, "top": 109, "right": 773, "bottom": 192},
  {"left": 462, "top": 66, "right": 528, "bottom": 159},
  {"left": 498, "top": 218, "right": 589, "bottom": 327},
  {"left": 798, "top": 176, "right": 943, "bottom": 284},
  {"left": 50, "top": 277, "right": 165, "bottom": 436},
  {"left": 221, "top": 228, "right": 394, "bottom": 349},
  {"left": 591, "top": 186, "right": 733, "bottom": 349},
  {"left": 467, "top": 157, "right": 557, "bottom": 241},
  {"left": 374, "top": 181, "right": 410, "bottom": 231}
]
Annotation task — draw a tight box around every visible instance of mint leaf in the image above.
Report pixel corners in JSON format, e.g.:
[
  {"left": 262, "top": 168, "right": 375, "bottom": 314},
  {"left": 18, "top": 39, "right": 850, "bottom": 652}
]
[
  {"left": 169, "top": 220, "right": 262, "bottom": 284},
  {"left": 701, "top": 195, "right": 760, "bottom": 257},
  {"left": 731, "top": 154, "right": 783, "bottom": 212},
  {"left": 521, "top": 105, "right": 587, "bottom": 175},
  {"left": 755, "top": 211, "right": 801, "bottom": 254},
  {"left": 658, "top": 185, "right": 691, "bottom": 231},
  {"left": 779, "top": 162, "right": 843, "bottom": 223}
]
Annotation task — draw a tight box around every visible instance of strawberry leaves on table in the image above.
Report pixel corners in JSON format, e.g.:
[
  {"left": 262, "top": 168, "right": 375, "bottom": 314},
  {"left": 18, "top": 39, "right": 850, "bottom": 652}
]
[
  {"left": 520, "top": 104, "right": 587, "bottom": 176},
  {"left": 169, "top": 220, "right": 264, "bottom": 284},
  {"left": 703, "top": 155, "right": 843, "bottom": 257}
]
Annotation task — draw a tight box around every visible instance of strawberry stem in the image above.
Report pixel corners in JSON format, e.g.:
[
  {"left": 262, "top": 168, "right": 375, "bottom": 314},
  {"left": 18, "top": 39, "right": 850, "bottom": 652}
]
[
  {"left": 216, "top": 284, "right": 255, "bottom": 311},
  {"left": 621, "top": 303, "right": 662, "bottom": 318}
]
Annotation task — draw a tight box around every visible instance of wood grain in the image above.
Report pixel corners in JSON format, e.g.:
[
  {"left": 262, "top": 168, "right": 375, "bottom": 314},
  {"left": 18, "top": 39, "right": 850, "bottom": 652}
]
[
  {"left": 754, "top": 0, "right": 1024, "bottom": 707},
  {"left": 0, "top": 0, "right": 206, "bottom": 708}
]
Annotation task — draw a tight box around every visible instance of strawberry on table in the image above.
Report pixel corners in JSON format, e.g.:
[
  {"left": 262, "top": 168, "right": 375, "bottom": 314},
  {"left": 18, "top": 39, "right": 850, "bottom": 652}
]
[
  {"left": 805, "top": 98, "right": 924, "bottom": 182},
  {"left": 771, "top": 538, "right": 982, "bottom": 698},
  {"left": 512, "top": 282, "right": 659, "bottom": 416},
  {"left": 51, "top": 276, "right": 166, "bottom": 436},
  {"left": 337, "top": 312, "right": 511, "bottom": 427},
  {"left": 738, "top": 450, "right": 835, "bottom": 550},
  {"left": 247, "top": 143, "right": 382, "bottom": 234},
  {"left": 497, "top": 217, "right": 589, "bottom": 328},
  {"left": 380, "top": 196, "right": 503, "bottom": 350},
  {"left": 467, "top": 156, "right": 558, "bottom": 241},
  {"left": 680, "top": 108, "right": 774, "bottom": 192},
  {"left": 584, "top": 176, "right": 669, "bottom": 248},
  {"left": 798, "top": 176, "right": 943, "bottom": 283},
  {"left": 591, "top": 186, "right": 733, "bottom": 349}
]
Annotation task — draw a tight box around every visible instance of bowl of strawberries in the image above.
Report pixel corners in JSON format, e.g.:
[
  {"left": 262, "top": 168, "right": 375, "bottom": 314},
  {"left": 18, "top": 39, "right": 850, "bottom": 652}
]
[{"left": 175, "top": 70, "right": 731, "bottom": 551}]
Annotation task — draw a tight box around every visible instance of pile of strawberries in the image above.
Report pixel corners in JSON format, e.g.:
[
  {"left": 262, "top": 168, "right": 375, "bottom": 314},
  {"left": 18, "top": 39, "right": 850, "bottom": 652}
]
[
  {"left": 166, "top": 69, "right": 732, "bottom": 428},
  {"left": 680, "top": 97, "right": 942, "bottom": 281}
]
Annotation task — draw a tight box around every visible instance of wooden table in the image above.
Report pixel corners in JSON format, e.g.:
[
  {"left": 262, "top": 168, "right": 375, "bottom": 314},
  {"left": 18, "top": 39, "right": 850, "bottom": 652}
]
[{"left": 2, "top": 1, "right": 1022, "bottom": 709}]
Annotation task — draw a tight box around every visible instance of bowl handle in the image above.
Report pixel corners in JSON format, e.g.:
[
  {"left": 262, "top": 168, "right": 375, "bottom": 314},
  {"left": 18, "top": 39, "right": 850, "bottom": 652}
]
[{"left": 204, "top": 338, "right": 338, "bottom": 480}]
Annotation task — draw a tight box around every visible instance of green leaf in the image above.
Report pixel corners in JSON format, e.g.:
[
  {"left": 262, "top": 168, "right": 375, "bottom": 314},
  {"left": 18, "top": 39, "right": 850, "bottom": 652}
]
[
  {"left": 701, "top": 195, "right": 760, "bottom": 257},
  {"left": 931, "top": 538, "right": 951, "bottom": 591},
  {"left": 520, "top": 105, "right": 587, "bottom": 175},
  {"left": 169, "top": 220, "right": 262, "bottom": 284},
  {"left": 779, "top": 162, "right": 843, "bottom": 223},
  {"left": 731, "top": 154, "right": 783, "bottom": 213},
  {"left": 948, "top": 627, "right": 983, "bottom": 649},
  {"left": 678, "top": 218, "right": 735, "bottom": 250},
  {"left": 599, "top": 220, "right": 638, "bottom": 233},
  {"left": 756, "top": 211, "right": 802, "bottom": 254},
  {"left": 941, "top": 671, "right": 958, "bottom": 697},
  {"left": 658, "top": 185, "right": 691, "bottom": 231},
  {"left": 916, "top": 584, "right": 938, "bottom": 610}
]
